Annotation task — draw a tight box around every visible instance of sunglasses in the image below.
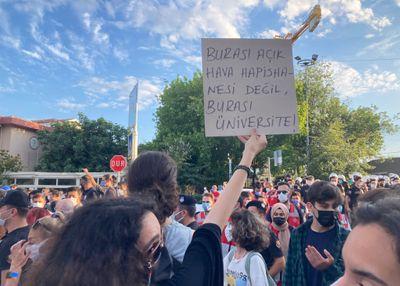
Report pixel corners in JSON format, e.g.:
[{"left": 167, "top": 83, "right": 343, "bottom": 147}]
[
  {"left": 32, "top": 219, "right": 52, "bottom": 232},
  {"left": 145, "top": 239, "right": 163, "bottom": 268}
]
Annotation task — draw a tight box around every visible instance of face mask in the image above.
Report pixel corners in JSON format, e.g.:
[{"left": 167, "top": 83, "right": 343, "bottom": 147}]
[
  {"left": 315, "top": 209, "right": 336, "bottom": 227},
  {"left": 202, "top": 202, "right": 211, "bottom": 212},
  {"left": 370, "top": 183, "right": 377, "bottom": 190},
  {"left": 225, "top": 223, "right": 233, "bottom": 242},
  {"left": 278, "top": 192, "right": 288, "bottom": 203},
  {"left": 273, "top": 217, "right": 286, "bottom": 226},
  {"left": 337, "top": 205, "right": 343, "bottom": 213},
  {"left": 255, "top": 192, "right": 261, "bottom": 196},
  {"left": 292, "top": 199, "right": 299, "bottom": 206},
  {"left": 31, "top": 203, "right": 44, "bottom": 208},
  {"left": 0, "top": 210, "right": 12, "bottom": 226},
  {"left": 100, "top": 181, "right": 106, "bottom": 187},
  {"left": 172, "top": 211, "right": 184, "bottom": 223},
  {"left": 26, "top": 240, "right": 47, "bottom": 261}
]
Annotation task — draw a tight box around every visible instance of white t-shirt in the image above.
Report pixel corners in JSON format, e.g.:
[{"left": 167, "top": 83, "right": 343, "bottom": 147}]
[
  {"left": 163, "top": 220, "right": 194, "bottom": 263},
  {"left": 223, "top": 251, "right": 270, "bottom": 286}
]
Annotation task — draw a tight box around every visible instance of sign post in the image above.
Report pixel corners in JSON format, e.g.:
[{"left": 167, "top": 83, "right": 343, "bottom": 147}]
[
  {"left": 202, "top": 38, "right": 298, "bottom": 137},
  {"left": 110, "top": 155, "right": 128, "bottom": 183}
]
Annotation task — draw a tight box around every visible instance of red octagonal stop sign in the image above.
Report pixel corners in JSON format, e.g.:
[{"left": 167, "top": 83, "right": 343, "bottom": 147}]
[{"left": 110, "top": 155, "right": 127, "bottom": 172}]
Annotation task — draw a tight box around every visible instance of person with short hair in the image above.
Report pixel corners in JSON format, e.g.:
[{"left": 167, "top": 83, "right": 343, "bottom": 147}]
[
  {"left": 0, "top": 190, "right": 30, "bottom": 285},
  {"left": 30, "top": 193, "right": 45, "bottom": 209},
  {"left": 270, "top": 182, "right": 304, "bottom": 228},
  {"left": 240, "top": 191, "right": 252, "bottom": 207},
  {"left": 284, "top": 181, "right": 349, "bottom": 286},
  {"left": 66, "top": 187, "right": 82, "bottom": 207},
  {"left": 196, "top": 193, "right": 215, "bottom": 225},
  {"left": 224, "top": 209, "right": 272, "bottom": 286},
  {"left": 300, "top": 175, "right": 314, "bottom": 202},
  {"left": 80, "top": 174, "right": 102, "bottom": 203},
  {"left": 55, "top": 198, "right": 75, "bottom": 217},
  {"left": 346, "top": 175, "right": 365, "bottom": 212},
  {"left": 45, "top": 189, "right": 61, "bottom": 212},
  {"left": 101, "top": 174, "right": 117, "bottom": 198},
  {"left": 175, "top": 195, "right": 199, "bottom": 230},
  {"left": 117, "top": 181, "right": 128, "bottom": 197},
  {"left": 334, "top": 196, "right": 400, "bottom": 286}
]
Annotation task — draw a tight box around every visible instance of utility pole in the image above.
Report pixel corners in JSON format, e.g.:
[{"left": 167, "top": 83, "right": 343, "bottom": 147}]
[
  {"left": 228, "top": 153, "right": 232, "bottom": 179},
  {"left": 295, "top": 54, "right": 318, "bottom": 172}
]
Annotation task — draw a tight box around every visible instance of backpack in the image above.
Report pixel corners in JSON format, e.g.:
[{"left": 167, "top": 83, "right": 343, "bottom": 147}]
[{"left": 227, "top": 250, "right": 277, "bottom": 286}]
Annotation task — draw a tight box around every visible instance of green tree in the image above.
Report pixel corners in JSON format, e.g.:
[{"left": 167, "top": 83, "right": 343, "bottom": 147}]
[
  {"left": 37, "top": 114, "right": 127, "bottom": 172},
  {"left": 142, "top": 63, "right": 397, "bottom": 188},
  {"left": 0, "top": 150, "right": 23, "bottom": 183},
  {"left": 141, "top": 73, "right": 246, "bottom": 191}
]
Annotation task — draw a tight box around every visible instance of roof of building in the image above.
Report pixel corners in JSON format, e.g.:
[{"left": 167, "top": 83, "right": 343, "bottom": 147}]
[
  {"left": 0, "top": 116, "right": 51, "bottom": 131},
  {"left": 369, "top": 157, "right": 400, "bottom": 175}
]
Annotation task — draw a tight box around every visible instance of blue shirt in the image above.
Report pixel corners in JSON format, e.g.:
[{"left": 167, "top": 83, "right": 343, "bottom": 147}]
[{"left": 305, "top": 226, "right": 336, "bottom": 286}]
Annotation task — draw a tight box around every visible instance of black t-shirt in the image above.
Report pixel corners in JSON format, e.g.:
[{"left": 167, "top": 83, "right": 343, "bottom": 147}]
[
  {"left": 347, "top": 185, "right": 361, "bottom": 210},
  {"left": 186, "top": 221, "right": 199, "bottom": 231},
  {"left": 82, "top": 187, "right": 101, "bottom": 203},
  {"left": 159, "top": 223, "right": 223, "bottom": 286},
  {"left": 260, "top": 232, "right": 284, "bottom": 270},
  {"left": 0, "top": 225, "right": 30, "bottom": 270},
  {"left": 300, "top": 185, "right": 311, "bottom": 202},
  {"left": 305, "top": 225, "right": 336, "bottom": 286}
]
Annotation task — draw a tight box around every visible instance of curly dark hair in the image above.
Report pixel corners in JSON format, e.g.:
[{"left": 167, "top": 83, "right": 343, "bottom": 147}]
[
  {"left": 231, "top": 209, "right": 270, "bottom": 252},
  {"left": 128, "top": 151, "right": 179, "bottom": 224},
  {"left": 27, "top": 198, "right": 150, "bottom": 286}
]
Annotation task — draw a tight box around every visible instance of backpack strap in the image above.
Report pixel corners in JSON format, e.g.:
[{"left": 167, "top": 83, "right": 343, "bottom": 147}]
[
  {"left": 245, "top": 251, "right": 277, "bottom": 286},
  {"left": 227, "top": 249, "right": 235, "bottom": 263},
  {"left": 245, "top": 251, "right": 258, "bottom": 286}
]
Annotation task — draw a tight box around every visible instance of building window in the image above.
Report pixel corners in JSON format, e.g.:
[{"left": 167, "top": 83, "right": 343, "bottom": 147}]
[
  {"left": 58, "top": 178, "right": 76, "bottom": 186},
  {"left": 38, "top": 178, "right": 57, "bottom": 185},
  {"left": 16, "top": 178, "right": 34, "bottom": 185}
]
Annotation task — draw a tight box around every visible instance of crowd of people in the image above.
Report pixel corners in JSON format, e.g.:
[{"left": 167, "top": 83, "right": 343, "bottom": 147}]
[{"left": 0, "top": 130, "right": 399, "bottom": 286}]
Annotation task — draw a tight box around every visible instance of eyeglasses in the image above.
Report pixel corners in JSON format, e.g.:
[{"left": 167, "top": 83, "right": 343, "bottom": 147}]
[
  {"left": 145, "top": 239, "right": 163, "bottom": 267},
  {"left": 32, "top": 219, "right": 52, "bottom": 232}
]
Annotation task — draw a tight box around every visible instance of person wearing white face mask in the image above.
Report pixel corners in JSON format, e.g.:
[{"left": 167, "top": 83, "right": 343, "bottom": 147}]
[
  {"left": 175, "top": 195, "right": 199, "bottom": 230},
  {"left": 66, "top": 187, "right": 83, "bottom": 208},
  {"left": 5, "top": 214, "right": 65, "bottom": 286},
  {"left": 269, "top": 182, "right": 304, "bottom": 229},
  {"left": 30, "top": 193, "right": 46, "bottom": 209},
  {"left": 0, "top": 190, "right": 30, "bottom": 285}
]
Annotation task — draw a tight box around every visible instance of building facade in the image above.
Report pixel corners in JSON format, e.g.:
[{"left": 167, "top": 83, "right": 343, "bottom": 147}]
[{"left": 0, "top": 116, "right": 49, "bottom": 171}]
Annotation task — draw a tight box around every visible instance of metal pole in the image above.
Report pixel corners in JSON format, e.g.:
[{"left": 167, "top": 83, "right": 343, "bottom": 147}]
[
  {"left": 296, "top": 55, "right": 318, "bottom": 173},
  {"left": 268, "top": 157, "right": 272, "bottom": 183},
  {"left": 305, "top": 66, "right": 310, "bottom": 172},
  {"left": 228, "top": 153, "right": 232, "bottom": 179}
]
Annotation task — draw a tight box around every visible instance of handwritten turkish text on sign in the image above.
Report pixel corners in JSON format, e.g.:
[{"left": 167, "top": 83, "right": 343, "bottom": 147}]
[{"left": 202, "top": 38, "right": 299, "bottom": 137}]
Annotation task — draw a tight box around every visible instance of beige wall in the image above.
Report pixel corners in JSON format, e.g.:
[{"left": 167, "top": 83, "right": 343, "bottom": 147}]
[{"left": 0, "top": 126, "right": 42, "bottom": 171}]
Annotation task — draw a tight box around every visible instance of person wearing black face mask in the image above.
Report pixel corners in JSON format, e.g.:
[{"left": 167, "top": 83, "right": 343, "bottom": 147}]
[{"left": 284, "top": 181, "right": 350, "bottom": 286}]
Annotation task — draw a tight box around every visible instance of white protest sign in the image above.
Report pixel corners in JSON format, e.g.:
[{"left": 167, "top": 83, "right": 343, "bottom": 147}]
[{"left": 202, "top": 38, "right": 299, "bottom": 137}]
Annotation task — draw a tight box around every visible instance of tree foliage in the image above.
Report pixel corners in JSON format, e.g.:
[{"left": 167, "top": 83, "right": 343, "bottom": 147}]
[
  {"left": 141, "top": 63, "right": 397, "bottom": 187},
  {"left": 37, "top": 114, "right": 127, "bottom": 172},
  {"left": 0, "top": 150, "right": 23, "bottom": 183}
]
